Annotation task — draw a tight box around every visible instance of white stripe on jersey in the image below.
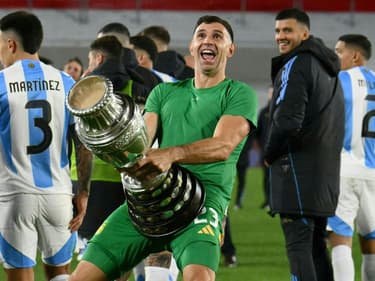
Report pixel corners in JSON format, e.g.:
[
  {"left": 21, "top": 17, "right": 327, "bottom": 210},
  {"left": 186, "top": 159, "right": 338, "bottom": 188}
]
[
  {"left": 340, "top": 66, "right": 375, "bottom": 180},
  {"left": 151, "top": 69, "right": 178, "bottom": 82},
  {"left": 0, "top": 60, "right": 75, "bottom": 195}
]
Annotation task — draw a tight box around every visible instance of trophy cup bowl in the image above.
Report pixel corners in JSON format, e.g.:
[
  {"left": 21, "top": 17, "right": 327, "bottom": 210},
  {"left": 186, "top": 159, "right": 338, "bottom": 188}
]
[
  {"left": 66, "top": 75, "right": 205, "bottom": 237},
  {"left": 66, "top": 75, "right": 148, "bottom": 168}
]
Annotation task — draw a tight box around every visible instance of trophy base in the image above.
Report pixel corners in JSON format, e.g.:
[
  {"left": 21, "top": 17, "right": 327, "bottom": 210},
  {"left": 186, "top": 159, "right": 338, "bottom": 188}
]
[{"left": 125, "top": 165, "right": 206, "bottom": 237}]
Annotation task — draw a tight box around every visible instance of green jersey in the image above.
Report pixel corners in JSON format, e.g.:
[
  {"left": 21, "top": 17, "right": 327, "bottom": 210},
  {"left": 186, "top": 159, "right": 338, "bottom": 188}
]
[{"left": 145, "top": 78, "right": 258, "bottom": 215}]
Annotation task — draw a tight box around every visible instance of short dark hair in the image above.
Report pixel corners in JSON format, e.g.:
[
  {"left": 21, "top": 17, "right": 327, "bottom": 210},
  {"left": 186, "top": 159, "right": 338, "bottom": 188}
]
[
  {"left": 139, "top": 26, "right": 171, "bottom": 45},
  {"left": 130, "top": 35, "right": 158, "bottom": 65},
  {"left": 338, "top": 34, "right": 372, "bottom": 60},
  {"left": 39, "top": 55, "right": 53, "bottom": 65},
  {"left": 275, "top": 8, "right": 310, "bottom": 30},
  {"left": 0, "top": 10, "right": 43, "bottom": 54},
  {"left": 90, "top": 36, "right": 123, "bottom": 59},
  {"left": 98, "top": 22, "right": 130, "bottom": 38},
  {"left": 66, "top": 56, "right": 84, "bottom": 69},
  {"left": 194, "top": 15, "right": 234, "bottom": 42}
]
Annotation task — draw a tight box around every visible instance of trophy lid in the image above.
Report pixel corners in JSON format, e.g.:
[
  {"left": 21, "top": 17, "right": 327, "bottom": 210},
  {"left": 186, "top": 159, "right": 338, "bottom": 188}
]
[{"left": 67, "top": 75, "right": 113, "bottom": 116}]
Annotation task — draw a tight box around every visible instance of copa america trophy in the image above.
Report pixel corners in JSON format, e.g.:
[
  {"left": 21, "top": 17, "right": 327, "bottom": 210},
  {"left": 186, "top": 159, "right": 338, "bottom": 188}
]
[{"left": 66, "top": 75, "right": 205, "bottom": 237}]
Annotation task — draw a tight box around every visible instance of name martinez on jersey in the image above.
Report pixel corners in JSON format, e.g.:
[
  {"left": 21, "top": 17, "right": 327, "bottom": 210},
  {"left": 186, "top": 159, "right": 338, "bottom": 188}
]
[{"left": 8, "top": 80, "right": 61, "bottom": 93}]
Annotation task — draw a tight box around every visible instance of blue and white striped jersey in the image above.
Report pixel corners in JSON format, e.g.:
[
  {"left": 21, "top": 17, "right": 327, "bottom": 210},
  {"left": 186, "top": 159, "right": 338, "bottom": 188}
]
[
  {"left": 340, "top": 66, "right": 375, "bottom": 179},
  {"left": 0, "top": 60, "right": 75, "bottom": 195}
]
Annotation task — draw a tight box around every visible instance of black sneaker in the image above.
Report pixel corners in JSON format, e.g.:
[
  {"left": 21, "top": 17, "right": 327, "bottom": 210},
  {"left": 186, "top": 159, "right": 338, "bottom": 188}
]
[{"left": 224, "top": 255, "right": 238, "bottom": 267}]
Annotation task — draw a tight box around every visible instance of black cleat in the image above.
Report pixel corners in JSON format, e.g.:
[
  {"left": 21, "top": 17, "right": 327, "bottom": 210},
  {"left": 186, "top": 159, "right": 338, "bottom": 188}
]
[{"left": 224, "top": 255, "right": 238, "bottom": 267}]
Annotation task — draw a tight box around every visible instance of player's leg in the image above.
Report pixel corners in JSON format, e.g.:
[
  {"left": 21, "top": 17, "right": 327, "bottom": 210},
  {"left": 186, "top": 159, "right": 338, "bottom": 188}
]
[
  {"left": 38, "top": 194, "right": 76, "bottom": 281},
  {"left": 359, "top": 236, "right": 375, "bottom": 281},
  {"left": 327, "top": 177, "right": 358, "bottom": 281},
  {"left": 3, "top": 268, "right": 34, "bottom": 281},
  {"left": 69, "top": 261, "right": 107, "bottom": 281},
  {"left": 78, "top": 181, "right": 126, "bottom": 241},
  {"left": 132, "top": 260, "right": 145, "bottom": 281},
  {"left": 220, "top": 215, "right": 237, "bottom": 267},
  {"left": 168, "top": 255, "right": 179, "bottom": 281},
  {"left": 260, "top": 164, "right": 270, "bottom": 209},
  {"left": 356, "top": 178, "right": 375, "bottom": 281},
  {"left": 234, "top": 164, "right": 247, "bottom": 209},
  {"left": 143, "top": 251, "right": 179, "bottom": 281},
  {"left": 43, "top": 264, "right": 70, "bottom": 281},
  {"left": 182, "top": 264, "right": 215, "bottom": 281},
  {"left": 329, "top": 233, "right": 353, "bottom": 281},
  {"left": 281, "top": 214, "right": 324, "bottom": 281},
  {"left": 311, "top": 217, "right": 333, "bottom": 281},
  {"left": 116, "top": 271, "right": 132, "bottom": 281},
  {"left": 144, "top": 251, "right": 172, "bottom": 281},
  {"left": 71, "top": 203, "right": 160, "bottom": 281},
  {"left": 171, "top": 206, "right": 224, "bottom": 281},
  {"left": 77, "top": 180, "right": 126, "bottom": 260},
  {"left": 0, "top": 194, "right": 39, "bottom": 281}
]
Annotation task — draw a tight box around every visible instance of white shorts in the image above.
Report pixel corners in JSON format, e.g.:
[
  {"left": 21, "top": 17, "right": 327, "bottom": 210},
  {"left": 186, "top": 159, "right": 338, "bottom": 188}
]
[
  {"left": 327, "top": 177, "right": 375, "bottom": 238},
  {"left": 0, "top": 193, "right": 77, "bottom": 268}
]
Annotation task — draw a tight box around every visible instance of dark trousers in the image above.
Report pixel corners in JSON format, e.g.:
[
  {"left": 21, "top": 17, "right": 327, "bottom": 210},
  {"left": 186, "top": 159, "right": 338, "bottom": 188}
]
[
  {"left": 235, "top": 164, "right": 247, "bottom": 207},
  {"left": 221, "top": 216, "right": 236, "bottom": 257},
  {"left": 74, "top": 181, "right": 126, "bottom": 239},
  {"left": 280, "top": 214, "right": 333, "bottom": 281},
  {"left": 262, "top": 164, "right": 270, "bottom": 206}
]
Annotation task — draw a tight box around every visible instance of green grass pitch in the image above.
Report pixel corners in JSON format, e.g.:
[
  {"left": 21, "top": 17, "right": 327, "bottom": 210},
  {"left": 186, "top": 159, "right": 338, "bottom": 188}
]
[{"left": 0, "top": 167, "right": 362, "bottom": 281}]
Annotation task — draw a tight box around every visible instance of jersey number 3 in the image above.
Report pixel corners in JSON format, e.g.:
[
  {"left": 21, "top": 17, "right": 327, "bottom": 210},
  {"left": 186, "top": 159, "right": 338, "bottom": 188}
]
[{"left": 25, "top": 100, "right": 52, "bottom": 154}]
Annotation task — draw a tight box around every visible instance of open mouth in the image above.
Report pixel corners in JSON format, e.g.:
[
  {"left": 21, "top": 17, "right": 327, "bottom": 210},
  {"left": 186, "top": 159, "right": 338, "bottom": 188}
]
[
  {"left": 200, "top": 49, "right": 216, "bottom": 62},
  {"left": 278, "top": 40, "right": 289, "bottom": 48}
]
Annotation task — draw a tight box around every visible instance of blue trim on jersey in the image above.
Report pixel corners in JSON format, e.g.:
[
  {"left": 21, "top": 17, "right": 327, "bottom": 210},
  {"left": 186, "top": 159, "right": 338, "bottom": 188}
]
[
  {"left": 0, "top": 233, "right": 36, "bottom": 268},
  {"left": 22, "top": 60, "right": 53, "bottom": 188},
  {"left": 359, "top": 67, "right": 375, "bottom": 168},
  {"left": 291, "top": 274, "right": 298, "bottom": 281},
  {"left": 339, "top": 71, "right": 353, "bottom": 152},
  {"left": 301, "top": 218, "right": 308, "bottom": 225},
  {"left": 60, "top": 73, "right": 75, "bottom": 168},
  {"left": 289, "top": 149, "right": 304, "bottom": 216},
  {"left": 44, "top": 232, "right": 77, "bottom": 265},
  {"left": 0, "top": 72, "right": 17, "bottom": 173},
  {"left": 151, "top": 69, "right": 178, "bottom": 82},
  {"left": 327, "top": 216, "right": 353, "bottom": 237},
  {"left": 136, "top": 275, "right": 145, "bottom": 281},
  {"left": 276, "top": 56, "right": 298, "bottom": 105},
  {"left": 364, "top": 230, "right": 375, "bottom": 239}
]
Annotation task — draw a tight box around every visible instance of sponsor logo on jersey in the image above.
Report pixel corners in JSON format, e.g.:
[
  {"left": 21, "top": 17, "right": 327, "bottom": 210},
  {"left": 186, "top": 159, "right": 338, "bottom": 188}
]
[{"left": 197, "top": 224, "right": 215, "bottom": 236}]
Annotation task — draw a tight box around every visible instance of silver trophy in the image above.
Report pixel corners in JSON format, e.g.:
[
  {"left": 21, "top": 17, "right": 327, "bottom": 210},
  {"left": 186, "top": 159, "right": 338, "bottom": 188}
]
[{"left": 66, "top": 75, "right": 205, "bottom": 237}]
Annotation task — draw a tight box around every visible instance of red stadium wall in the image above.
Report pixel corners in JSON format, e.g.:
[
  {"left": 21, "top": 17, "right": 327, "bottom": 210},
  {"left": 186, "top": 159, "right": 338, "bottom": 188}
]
[{"left": 1, "top": 0, "right": 374, "bottom": 11}]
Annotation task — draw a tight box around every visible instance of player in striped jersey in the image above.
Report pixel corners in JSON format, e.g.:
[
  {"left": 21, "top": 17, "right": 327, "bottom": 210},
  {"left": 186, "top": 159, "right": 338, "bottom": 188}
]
[
  {"left": 0, "top": 11, "right": 92, "bottom": 281},
  {"left": 327, "top": 34, "right": 375, "bottom": 281}
]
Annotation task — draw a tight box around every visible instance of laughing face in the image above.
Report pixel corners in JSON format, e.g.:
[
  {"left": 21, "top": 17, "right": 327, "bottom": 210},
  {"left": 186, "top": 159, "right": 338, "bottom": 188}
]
[
  {"left": 274, "top": 18, "right": 309, "bottom": 55},
  {"left": 189, "top": 22, "right": 234, "bottom": 76}
]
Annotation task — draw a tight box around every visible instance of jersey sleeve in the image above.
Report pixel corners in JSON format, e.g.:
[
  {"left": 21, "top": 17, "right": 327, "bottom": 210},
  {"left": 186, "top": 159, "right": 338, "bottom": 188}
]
[
  {"left": 224, "top": 81, "right": 258, "bottom": 129},
  {"left": 144, "top": 83, "right": 163, "bottom": 114}
]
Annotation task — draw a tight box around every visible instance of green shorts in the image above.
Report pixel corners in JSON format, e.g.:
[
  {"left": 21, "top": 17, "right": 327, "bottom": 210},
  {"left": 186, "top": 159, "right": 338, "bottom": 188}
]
[{"left": 82, "top": 203, "right": 224, "bottom": 280}]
